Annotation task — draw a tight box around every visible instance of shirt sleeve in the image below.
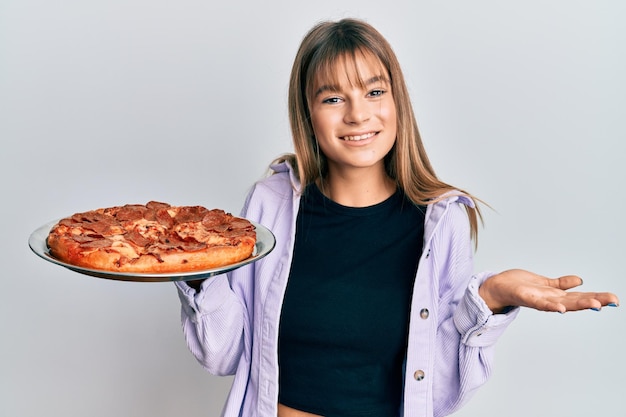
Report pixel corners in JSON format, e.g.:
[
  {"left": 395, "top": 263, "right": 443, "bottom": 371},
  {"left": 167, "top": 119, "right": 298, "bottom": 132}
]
[
  {"left": 428, "top": 200, "right": 520, "bottom": 417},
  {"left": 174, "top": 274, "right": 246, "bottom": 376},
  {"left": 454, "top": 271, "right": 519, "bottom": 347}
]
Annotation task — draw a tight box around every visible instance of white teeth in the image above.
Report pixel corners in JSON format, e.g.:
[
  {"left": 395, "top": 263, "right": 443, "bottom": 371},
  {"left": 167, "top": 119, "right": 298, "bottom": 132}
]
[{"left": 342, "top": 132, "right": 376, "bottom": 141}]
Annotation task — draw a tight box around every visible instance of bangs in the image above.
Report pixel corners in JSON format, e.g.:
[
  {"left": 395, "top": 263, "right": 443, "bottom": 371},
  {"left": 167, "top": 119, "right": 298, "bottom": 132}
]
[{"left": 307, "top": 49, "right": 390, "bottom": 100}]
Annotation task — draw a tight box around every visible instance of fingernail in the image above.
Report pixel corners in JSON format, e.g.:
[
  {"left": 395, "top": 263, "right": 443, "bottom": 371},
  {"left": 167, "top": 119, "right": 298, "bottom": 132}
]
[
  {"left": 608, "top": 303, "right": 619, "bottom": 307},
  {"left": 590, "top": 307, "right": 601, "bottom": 312}
]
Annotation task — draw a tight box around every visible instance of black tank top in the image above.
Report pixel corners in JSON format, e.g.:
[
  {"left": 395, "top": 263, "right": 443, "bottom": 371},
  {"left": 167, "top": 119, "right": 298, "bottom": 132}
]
[{"left": 278, "top": 184, "right": 425, "bottom": 417}]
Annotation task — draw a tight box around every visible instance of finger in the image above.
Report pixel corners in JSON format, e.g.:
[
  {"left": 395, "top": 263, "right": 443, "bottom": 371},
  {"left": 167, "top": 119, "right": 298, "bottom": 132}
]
[
  {"left": 550, "top": 275, "right": 584, "bottom": 291},
  {"left": 520, "top": 293, "right": 568, "bottom": 313},
  {"left": 561, "top": 296, "right": 602, "bottom": 312},
  {"left": 538, "top": 300, "right": 567, "bottom": 314},
  {"left": 586, "top": 292, "right": 621, "bottom": 307},
  {"left": 559, "top": 292, "right": 619, "bottom": 312}
]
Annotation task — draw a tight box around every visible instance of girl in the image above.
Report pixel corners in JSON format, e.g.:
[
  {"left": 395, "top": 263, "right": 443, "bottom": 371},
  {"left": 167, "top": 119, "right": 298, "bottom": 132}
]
[{"left": 175, "top": 18, "right": 619, "bottom": 417}]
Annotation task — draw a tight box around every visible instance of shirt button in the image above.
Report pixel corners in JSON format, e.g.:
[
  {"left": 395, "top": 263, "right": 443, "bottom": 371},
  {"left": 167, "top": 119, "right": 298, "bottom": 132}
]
[
  {"left": 419, "top": 308, "right": 429, "bottom": 319},
  {"left": 414, "top": 370, "right": 425, "bottom": 381}
]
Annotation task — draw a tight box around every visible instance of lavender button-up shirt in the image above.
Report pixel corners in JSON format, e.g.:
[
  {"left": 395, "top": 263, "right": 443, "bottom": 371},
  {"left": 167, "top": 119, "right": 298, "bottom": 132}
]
[{"left": 175, "top": 161, "right": 519, "bottom": 417}]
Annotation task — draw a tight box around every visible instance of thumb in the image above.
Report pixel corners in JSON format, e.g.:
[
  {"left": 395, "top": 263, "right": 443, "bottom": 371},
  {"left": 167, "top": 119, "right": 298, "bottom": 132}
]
[{"left": 551, "top": 275, "right": 583, "bottom": 291}]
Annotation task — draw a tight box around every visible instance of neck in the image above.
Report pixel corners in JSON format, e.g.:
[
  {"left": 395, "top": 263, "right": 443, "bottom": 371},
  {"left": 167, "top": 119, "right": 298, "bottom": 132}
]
[{"left": 318, "top": 165, "right": 396, "bottom": 207}]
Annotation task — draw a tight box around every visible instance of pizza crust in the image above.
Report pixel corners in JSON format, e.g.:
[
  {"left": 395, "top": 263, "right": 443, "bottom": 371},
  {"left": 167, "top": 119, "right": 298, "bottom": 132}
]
[{"left": 47, "top": 202, "right": 256, "bottom": 273}]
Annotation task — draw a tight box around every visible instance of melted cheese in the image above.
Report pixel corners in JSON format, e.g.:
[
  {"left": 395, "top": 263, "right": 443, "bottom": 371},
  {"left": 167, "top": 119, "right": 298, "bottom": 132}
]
[
  {"left": 109, "top": 239, "right": 140, "bottom": 259},
  {"left": 133, "top": 219, "right": 166, "bottom": 240}
]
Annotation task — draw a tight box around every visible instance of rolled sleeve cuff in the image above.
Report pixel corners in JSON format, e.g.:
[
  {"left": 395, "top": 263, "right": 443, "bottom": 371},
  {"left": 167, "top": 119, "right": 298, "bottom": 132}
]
[
  {"left": 175, "top": 274, "right": 233, "bottom": 323},
  {"left": 454, "top": 271, "right": 520, "bottom": 347}
]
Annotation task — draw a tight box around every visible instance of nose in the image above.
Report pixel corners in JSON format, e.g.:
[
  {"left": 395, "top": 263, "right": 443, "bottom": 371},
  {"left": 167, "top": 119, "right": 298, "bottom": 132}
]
[{"left": 344, "top": 98, "right": 371, "bottom": 124}]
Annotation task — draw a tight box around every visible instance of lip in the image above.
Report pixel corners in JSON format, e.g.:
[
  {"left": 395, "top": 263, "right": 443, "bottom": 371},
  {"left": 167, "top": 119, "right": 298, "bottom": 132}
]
[{"left": 340, "top": 131, "right": 379, "bottom": 142}]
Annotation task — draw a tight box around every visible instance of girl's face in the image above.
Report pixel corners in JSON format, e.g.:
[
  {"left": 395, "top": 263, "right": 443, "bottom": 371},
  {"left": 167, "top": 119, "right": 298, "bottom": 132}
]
[{"left": 308, "top": 53, "right": 397, "bottom": 176}]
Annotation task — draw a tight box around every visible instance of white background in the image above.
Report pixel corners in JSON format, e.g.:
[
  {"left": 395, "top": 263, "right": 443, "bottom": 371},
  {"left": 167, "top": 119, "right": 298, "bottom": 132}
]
[{"left": 1, "top": 1, "right": 624, "bottom": 416}]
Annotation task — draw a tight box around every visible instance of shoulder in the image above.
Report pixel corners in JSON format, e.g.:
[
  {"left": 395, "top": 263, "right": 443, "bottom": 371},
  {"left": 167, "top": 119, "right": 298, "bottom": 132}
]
[
  {"left": 240, "top": 161, "right": 300, "bottom": 219},
  {"left": 250, "top": 161, "right": 299, "bottom": 198},
  {"left": 424, "top": 192, "right": 473, "bottom": 248},
  {"left": 426, "top": 192, "right": 473, "bottom": 227}
]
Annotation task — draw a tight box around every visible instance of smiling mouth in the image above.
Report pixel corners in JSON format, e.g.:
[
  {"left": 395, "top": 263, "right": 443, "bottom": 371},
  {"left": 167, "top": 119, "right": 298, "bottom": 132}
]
[{"left": 341, "top": 132, "right": 377, "bottom": 141}]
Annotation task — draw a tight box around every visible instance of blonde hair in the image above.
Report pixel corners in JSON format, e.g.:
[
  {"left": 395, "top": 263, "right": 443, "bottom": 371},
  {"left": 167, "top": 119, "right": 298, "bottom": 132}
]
[{"left": 275, "top": 18, "right": 483, "bottom": 241}]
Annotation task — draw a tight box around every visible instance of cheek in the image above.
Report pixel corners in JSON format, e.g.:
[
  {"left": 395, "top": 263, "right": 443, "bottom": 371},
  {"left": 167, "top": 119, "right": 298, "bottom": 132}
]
[
  {"left": 310, "top": 112, "right": 336, "bottom": 141},
  {"left": 309, "top": 111, "right": 322, "bottom": 134},
  {"left": 375, "top": 98, "right": 397, "bottom": 130},
  {"left": 309, "top": 117, "right": 332, "bottom": 155},
  {"left": 386, "top": 103, "right": 398, "bottom": 124},
  {"left": 383, "top": 108, "right": 398, "bottom": 138}
]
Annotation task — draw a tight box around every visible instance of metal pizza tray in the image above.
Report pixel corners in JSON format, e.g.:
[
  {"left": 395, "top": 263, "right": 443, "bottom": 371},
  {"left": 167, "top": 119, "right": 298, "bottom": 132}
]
[{"left": 28, "top": 219, "right": 275, "bottom": 282}]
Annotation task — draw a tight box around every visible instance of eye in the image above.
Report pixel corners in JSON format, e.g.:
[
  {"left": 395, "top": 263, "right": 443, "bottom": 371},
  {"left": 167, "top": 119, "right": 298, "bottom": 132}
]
[
  {"left": 321, "top": 96, "right": 342, "bottom": 104},
  {"left": 368, "top": 89, "right": 386, "bottom": 98}
]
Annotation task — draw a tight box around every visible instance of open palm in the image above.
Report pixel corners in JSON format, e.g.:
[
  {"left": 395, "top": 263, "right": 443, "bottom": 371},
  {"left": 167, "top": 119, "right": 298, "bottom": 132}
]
[{"left": 479, "top": 269, "right": 620, "bottom": 314}]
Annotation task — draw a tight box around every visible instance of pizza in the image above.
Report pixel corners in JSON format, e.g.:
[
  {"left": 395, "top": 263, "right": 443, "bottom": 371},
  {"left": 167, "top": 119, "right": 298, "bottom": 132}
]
[{"left": 46, "top": 201, "right": 256, "bottom": 273}]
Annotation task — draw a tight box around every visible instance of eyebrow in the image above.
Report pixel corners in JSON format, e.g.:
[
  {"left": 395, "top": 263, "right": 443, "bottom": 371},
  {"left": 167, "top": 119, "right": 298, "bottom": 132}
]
[{"left": 313, "top": 75, "right": 389, "bottom": 97}]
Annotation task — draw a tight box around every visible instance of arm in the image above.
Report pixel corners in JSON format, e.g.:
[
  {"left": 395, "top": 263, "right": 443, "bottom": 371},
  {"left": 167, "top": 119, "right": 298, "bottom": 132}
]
[
  {"left": 432, "top": 201, "right": 619, "bottom": 416},
  {"left": 175, "top": 273, "right": 248, "bottom": 376},
  {"left": 427, "top": 201, "right": 518, "bottom": 416}
]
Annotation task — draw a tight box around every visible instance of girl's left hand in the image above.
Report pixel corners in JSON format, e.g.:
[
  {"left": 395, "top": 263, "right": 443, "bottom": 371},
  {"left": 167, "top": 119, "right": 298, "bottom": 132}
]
[{"left": 478, "top": 269, "right": 620, "bottom": 314}]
